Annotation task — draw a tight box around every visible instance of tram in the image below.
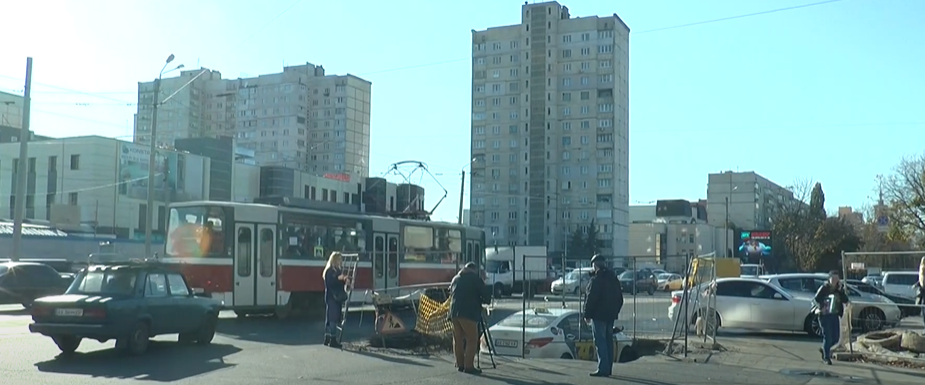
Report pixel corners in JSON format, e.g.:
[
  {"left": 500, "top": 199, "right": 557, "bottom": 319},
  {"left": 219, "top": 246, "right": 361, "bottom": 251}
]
[{"left": 159, "top": 199, "right": 485, "bottom": 317}]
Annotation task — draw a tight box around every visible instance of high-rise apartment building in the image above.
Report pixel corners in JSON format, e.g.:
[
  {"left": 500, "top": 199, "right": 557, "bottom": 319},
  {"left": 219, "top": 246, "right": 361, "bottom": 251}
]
[
  {"left": 469, "top": 1, "right": 630, "bottom": 258},
  {"left": 706, "top": 171, "right": 797, "bottom": 231},
  {"left": 134, "top": 63, "right": 372, "bottom": 178}
]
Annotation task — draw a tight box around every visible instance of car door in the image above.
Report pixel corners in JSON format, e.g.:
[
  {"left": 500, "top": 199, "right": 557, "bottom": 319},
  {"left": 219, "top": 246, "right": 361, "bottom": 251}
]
[
  {"left": 556, "top": 313, "right": 588, "bottom": 358},
  {"left": 143, "top": 273, "right": 174, "bottom": 335},
  {"left": 166, "top": 273, "right": 199, "bottom": 333},
  {"left": 743, "top": 282, "right": 795, "bottom": 330},
  {"left": 714, "top": 281, "right": 753, "bottom": 328}
]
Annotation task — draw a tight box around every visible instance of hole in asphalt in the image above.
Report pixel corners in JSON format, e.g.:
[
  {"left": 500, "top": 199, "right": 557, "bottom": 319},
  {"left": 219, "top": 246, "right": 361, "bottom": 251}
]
[{"left": 779, "top": 369, "right": 866, "bottom": 382}]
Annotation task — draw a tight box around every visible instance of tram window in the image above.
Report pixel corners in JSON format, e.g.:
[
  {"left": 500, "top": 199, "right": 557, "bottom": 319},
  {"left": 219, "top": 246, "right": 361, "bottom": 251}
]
[
  {"left": 374, "top": 235, "right": 385, "bottom": 278},
  {"left": 466, "top": 242, "right": 473, "bottom": 264},
  {"left": 259, "top": 229, "right": 274, "bottom": 278},
  {"left": 167, "top": 206, "right": 228, "bottom": 258},
  {"left": 280, "top": 216, "right": 364, "bottom": 260},
  {"left": 387, "top": 237, "right": 398, "bottom": 278},
  {"left": 402, "top": 226, "right": 433, "bottom": 262},
  {"left": 236, "top": 228, "right": 252, "bottom": 276}
]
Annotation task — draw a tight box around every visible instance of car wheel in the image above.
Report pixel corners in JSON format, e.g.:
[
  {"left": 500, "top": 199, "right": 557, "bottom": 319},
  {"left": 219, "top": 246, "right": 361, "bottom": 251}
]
[
  {"left": 196, "top": 314, "right": 218, "bottom": 345},
  {"left": 560, "top": 353, "right": 573, "bottom": 359},
  {"left": 647, "top": 287, "right": 655, "bottom": 296},
  {"left": 52, "top": 335, "right": 81, "bottom": 354},
  {"left": 493, "top": 283, "right": 505, "bottom": 299},
  {"left": 128, "top": 322, "right": 151, "bottom": 355},
  {"left": 804, "top": 314, "right": 822, "bottom": 338},
  {"left": 572, "top": 286, "right": 580, "bottom": 296},
  {"left": 859, "top": 308, "right": 886, "bottom": 332}
]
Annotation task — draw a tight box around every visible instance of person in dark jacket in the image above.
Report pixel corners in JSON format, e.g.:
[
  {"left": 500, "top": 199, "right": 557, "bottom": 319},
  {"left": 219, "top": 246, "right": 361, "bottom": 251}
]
[
  {"left": 322, "top": 252, "right": 350, "bottom": 348},
  {"left": 814, "top": 270, "right": 850, "bottom": 365},
  {"left": 583, "top": 254, "right": 621, "bottom": 377},
  {"left": 449, "top": 262, "right": 490, "bottom": 374}
]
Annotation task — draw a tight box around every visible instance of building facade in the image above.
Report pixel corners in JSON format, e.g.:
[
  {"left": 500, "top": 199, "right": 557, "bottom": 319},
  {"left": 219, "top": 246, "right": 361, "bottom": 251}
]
[
  {"left": 469, "top": 1, "right": 630, "bottom": 258},
  {"left": 0, "top": 135, "right": 212, "bottom": 239},
  {"left": 134, "top": 63, "right": 372, "bottom": 178},
  {"left": 706, "top": 171, "right": 796, "bottom": 231},
  {"left": 628, "top": 199, "right": 733, "bottom": 271}
]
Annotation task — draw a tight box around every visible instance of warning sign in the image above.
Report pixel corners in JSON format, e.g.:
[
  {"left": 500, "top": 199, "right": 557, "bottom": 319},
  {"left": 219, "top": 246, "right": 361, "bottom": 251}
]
[{"left": 377, "top": 312, "right": 406, "bottom": 335}]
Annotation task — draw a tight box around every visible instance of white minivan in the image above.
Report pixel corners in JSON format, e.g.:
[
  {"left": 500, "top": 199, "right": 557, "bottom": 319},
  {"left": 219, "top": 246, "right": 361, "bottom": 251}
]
[{"left": 881, "top": 271, "right": 919, "bottom": 299}]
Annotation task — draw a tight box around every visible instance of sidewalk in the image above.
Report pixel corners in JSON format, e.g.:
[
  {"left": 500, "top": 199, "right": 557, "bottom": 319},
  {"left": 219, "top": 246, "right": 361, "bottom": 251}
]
[{"left": 692, "top": 336, "right": 925, "bottom": 385}]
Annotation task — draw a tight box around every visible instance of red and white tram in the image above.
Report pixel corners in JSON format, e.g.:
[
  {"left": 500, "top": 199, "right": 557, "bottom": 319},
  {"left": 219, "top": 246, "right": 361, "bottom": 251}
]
[{"left": 160, "top": 200, "right": 485, "bottom": 317}]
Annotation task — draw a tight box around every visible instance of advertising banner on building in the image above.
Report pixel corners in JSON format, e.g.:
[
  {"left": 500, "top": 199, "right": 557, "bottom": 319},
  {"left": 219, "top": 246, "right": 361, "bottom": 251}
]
[
  {"left": 736, "top": 230, "right": 772, "bottom": 261},
  {"left": 117, "top": 142, "right": 205, "bottom": 202}
]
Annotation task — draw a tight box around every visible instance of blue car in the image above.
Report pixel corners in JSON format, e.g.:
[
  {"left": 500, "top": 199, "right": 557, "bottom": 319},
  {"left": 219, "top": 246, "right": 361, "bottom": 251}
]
[{"left": 29, "top": 261, "right": 223, "bottom": 356}]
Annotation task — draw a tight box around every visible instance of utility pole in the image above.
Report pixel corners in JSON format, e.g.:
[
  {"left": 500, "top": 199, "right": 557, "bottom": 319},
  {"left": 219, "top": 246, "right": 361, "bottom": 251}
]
[
  {"left": 457, "top": 170, "right": 465, "bottom": 225},
  {"left": 11, "top": 57, "right": 33, "bottom": 261},
  {"left": 143, "top": 75, "right": 162, "bottom": 259},
  {"left": 724, "top": 196, "right": 729, "bottom": 258}
]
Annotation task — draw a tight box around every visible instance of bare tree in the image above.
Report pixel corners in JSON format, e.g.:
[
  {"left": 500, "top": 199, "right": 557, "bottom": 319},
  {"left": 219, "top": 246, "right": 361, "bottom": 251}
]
[{"left": 882, "top": 153, "right": 925, "bottom": 245}]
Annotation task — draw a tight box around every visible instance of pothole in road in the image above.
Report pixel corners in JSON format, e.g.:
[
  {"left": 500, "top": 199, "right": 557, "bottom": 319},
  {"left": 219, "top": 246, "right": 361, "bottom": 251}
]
[{"left": 779, "top": 369, "right": 866, "bottom": 382}]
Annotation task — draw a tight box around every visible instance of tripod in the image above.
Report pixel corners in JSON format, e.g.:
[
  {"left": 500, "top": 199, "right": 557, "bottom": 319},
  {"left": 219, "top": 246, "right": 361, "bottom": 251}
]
[{"left": 477, "top": 314, "right": 497, "bottom": 369}]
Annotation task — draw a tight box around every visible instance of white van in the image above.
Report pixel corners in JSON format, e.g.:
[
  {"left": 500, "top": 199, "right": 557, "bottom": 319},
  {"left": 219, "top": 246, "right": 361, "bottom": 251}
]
[{"left": 881, "top": 271, "right": 919, "bottom": 299}]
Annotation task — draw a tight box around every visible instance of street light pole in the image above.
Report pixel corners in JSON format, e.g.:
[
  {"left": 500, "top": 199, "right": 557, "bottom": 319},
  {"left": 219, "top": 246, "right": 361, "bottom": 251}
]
[
  {"left": 143, "top": 54, "right": 178, "bottom": 258},
  {"left": 724, "top": 196, "right": 729, "bottom": 258},
  {"left": 10, "top": 57, "right": 33, "bottom": 261}
]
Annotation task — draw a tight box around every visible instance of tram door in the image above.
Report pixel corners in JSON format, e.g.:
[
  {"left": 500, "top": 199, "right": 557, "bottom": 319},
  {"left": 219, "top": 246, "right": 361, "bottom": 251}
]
[
  {"left": 372, "top": 233, "right": 400, "bottom": 291},
  {"left": 233, "top": 223, "right": 256, "bottom": 307},
  {"left": 254, "top": 225, "right": 277, "bottom": 307}
]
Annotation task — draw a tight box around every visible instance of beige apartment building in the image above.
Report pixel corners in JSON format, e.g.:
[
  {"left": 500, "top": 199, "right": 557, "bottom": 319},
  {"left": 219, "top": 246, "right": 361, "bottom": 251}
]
[
  {"left": 469, "top": 1, "right": 630, "bottom": 259},
  {"left": 706, "top": 171, "right": 797, "bottom": 231},
  {"left": 134, "top": 63, "right": 372, "bottom": 179}
]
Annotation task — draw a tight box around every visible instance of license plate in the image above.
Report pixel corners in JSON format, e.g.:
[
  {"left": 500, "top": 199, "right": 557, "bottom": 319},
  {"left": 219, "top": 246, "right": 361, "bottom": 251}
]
[
  {"left": 55, "top": 308, "right": 83, "bottom": 317},
  {"left": 495, "top": 339, "right": 518, "bottom": 348}
]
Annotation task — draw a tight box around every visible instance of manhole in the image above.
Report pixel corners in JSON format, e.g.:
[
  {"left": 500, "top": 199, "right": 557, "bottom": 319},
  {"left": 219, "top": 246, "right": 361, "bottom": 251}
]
[{"left": 779, "top": 369, "right": 865, "bottom": 382}]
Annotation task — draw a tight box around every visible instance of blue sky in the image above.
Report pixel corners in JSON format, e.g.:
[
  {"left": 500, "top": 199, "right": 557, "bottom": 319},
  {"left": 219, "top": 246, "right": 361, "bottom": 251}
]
[{"left": 1, "top": 0, "right": 922, "bottom": 222}]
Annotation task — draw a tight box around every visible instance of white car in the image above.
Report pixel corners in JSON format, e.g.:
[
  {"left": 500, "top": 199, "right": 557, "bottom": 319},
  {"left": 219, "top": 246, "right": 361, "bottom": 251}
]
[
  {"left": 550, "top": 268, "right": 592, "bottom": 295},
  {"left": 762, "top": 273, "right": 902, "bottom": 332},
  {"left": 482, "top": 307, "right": 633, "bottom": 361},
  {"left": 881, "top": 271, "right": 919, "bottom": 299},
  {"left": 669, "top": 278, "right": 827, "bottom": 337}
]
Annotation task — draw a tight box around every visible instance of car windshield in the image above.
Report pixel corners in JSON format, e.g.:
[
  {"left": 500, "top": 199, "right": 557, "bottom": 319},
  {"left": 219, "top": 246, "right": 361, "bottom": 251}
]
[
  {"left": 619, "top": 271, "right": 634, "bottom": 280},
  {"left": 68, "top": 269, "right": 138, "bottom": 295},
  {"left": 657, "top": 273, "right": 673, "bottom": 280},
  {"left": 565, "top": 271, "right": 586, "bottom": 280},
  {"left": 741, "top": 266, "right": 758, "bottom": 276},
  {"left": 497, "top": 313, "right": 558, "bottom": 328},
  {"left": 485, "top": 260, "right": 507, "bottom": 273}
]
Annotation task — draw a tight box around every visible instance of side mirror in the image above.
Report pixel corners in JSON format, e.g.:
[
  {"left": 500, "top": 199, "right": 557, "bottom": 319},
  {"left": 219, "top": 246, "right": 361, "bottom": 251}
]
[
  {"left": 566, "top": 334, "right": 576, "bottom": 341},
  {"left": 773, "top": 293, "right": 784, "bottom": 300},
  {"left": 192, "top": 288, "right": 205, "bottom": 296}
]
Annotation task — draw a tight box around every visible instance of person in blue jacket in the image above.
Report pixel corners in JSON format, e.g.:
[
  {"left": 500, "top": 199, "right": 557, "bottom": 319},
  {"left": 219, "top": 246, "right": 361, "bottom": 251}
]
[
  {"left": 322, "top": 252, "right": 350, "bottom": 348},
  {"left": 583, "top": 254, "right": 622, "bottom": 377}
]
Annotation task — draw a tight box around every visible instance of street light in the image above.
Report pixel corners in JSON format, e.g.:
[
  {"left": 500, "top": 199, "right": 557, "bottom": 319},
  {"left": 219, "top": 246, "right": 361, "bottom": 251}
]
[{"left": 143, "top": 54, "right": 183, "bottom": 258}]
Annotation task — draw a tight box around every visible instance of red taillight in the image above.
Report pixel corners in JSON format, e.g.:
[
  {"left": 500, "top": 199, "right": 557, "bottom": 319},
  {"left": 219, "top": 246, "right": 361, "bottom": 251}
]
[
  {"left": 84, "top": 308, "right": 107, "bottom": 318},
  {"left": 526, "top": 337, "right": 554, "bottom": 348},
  {"left": 671, "top": 295, "right": 681, "bottom": 304},
  {"left": 31, "top": 306, "right": 51, "bottom": 317}
]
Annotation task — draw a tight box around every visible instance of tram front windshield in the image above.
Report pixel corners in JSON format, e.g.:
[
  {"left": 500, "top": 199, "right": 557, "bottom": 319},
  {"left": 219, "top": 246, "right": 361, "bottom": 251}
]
[{"left": 166, "top": 206, "right": 228, "bottom": 258}]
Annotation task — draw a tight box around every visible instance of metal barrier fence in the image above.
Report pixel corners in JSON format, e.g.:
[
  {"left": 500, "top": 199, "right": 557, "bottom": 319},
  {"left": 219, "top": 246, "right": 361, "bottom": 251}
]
[{"left": 840, "top": 250, "right": 925, "bottom": 332}]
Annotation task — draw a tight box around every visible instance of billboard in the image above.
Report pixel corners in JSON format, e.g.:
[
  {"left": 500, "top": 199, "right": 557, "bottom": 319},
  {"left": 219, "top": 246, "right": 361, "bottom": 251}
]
[
  {"left": 737, "top": 230, "right": 772, "bottom": 260},
  {"left": 118, "top": 142, "right": 205, "bottom": 202}
]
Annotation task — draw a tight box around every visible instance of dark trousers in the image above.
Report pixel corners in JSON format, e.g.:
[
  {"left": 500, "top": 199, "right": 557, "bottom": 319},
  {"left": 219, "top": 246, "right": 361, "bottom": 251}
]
[
  {"left": 819, "top": 314, "right": 840, "bottom": 360},
  {"left": 452, "top": 317, "right": 479, "bottom": 369},
  {"left": 591, "top": 319, "right": 615, "bottom": 375},
  {"left": 325, "top": 301, "right": 343, "bottom": 337}
]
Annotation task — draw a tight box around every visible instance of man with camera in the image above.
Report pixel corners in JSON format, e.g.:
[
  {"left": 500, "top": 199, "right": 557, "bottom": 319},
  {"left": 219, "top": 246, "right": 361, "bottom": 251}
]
[{"left": 449, "top": 262, "right": 491, "bottom": 375}]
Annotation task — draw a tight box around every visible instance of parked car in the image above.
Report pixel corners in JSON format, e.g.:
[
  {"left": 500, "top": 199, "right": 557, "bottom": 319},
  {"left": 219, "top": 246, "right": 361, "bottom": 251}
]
[
  {"left": 669, "top": 278, "right": 826, "bottom": 336},
  {"left": 657, "top": 273, "right": 683, "bottom": 292},
  {"left": 847, "top": 279, "right": 920, "bottom": 318},
  {"left": 861, "top": 274, "right": 883, "bottom": 288},
  {"left": 482, "top": 307, "right": 633, "bottom": 361},
  {"left": 618, "top": 269, "right": 658, "bottom": 296},
  {"left": 0, "top": 262, "right": 73, "bottom": 308},
  {"left": 550, "top": 268, "right": 593, "bottom": 295},
  {"left": 29, "top": 260, "right": 223, "bottom": 355},
  {"left": 761, "top": 273, "right": 902, "bottom": 332},
  {"left": 881, "top": 271, "right": 919, "bottom": 300}
]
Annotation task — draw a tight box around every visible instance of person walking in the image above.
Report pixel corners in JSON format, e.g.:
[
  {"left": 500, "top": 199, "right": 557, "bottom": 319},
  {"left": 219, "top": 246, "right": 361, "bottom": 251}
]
[
  {"left": 449, "top": 262, "right": 490, "bottom": 374},
  {"left": 583, "top": 254, "right": 621, "bottom": 377},
  {"left": 913, "top": 257, "right": 925, "bottom": 329},
  {"left": 322, "top": 252, "right": 350, "bottom": 348},
  {"left": 814, "top": 270, "right": 850, "bottom": 365}
]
